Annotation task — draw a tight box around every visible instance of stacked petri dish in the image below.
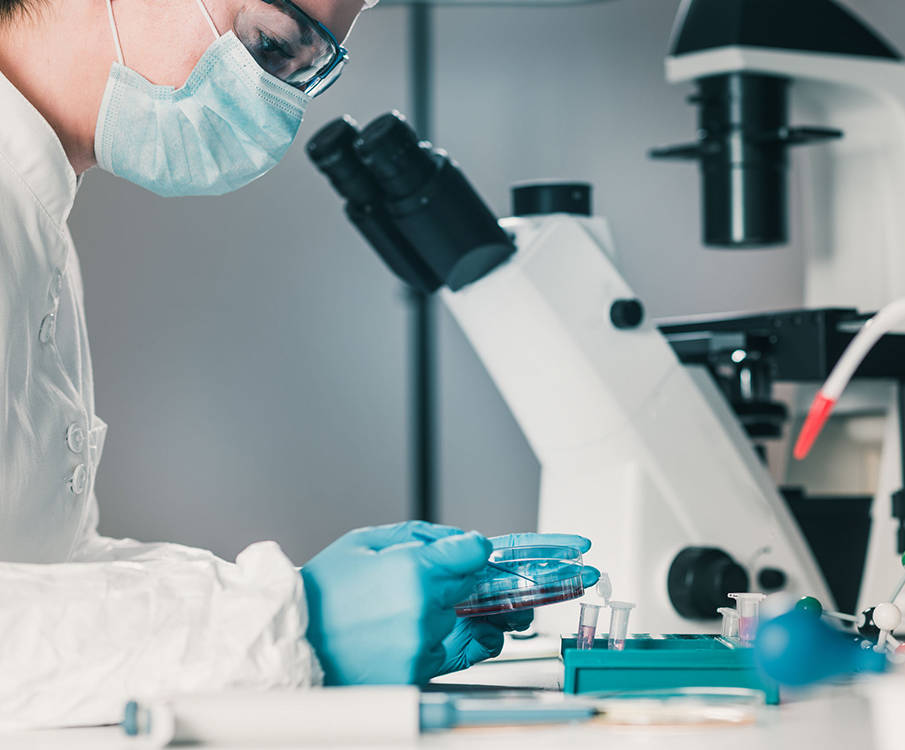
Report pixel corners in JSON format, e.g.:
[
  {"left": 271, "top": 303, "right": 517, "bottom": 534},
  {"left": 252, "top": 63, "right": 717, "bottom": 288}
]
[{"left": 455, "top": 544, "right": 585, "bottom": 617}]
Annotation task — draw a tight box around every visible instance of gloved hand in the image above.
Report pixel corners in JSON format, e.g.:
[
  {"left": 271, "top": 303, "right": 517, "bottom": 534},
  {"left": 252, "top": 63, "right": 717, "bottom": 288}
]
[
  {"left": 301, "top": 521, "right": 491, "bottom": 686},
  {"left": 436, "top": 532, "right": 600, "bottom": 675}
]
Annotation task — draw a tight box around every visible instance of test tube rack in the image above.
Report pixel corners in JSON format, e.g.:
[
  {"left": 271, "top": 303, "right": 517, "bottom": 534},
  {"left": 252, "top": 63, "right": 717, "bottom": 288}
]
[{"left": 561, "top": 634, "right": 780, "bottom": 704}]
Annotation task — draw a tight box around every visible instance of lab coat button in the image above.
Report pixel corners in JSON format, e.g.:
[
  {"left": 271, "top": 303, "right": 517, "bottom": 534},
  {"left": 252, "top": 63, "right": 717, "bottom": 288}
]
[
  {"left": 65, "top": 423, "right": 86, "bottom": 454},
  {"left": 38, "top": 312, "right": 56, "bottom": 344},
  {"left": 68, "top": 464, "right": 89, "bottom": 495},
  {"left": 50, "top": 269, "right": 64, "bottom": 299}
]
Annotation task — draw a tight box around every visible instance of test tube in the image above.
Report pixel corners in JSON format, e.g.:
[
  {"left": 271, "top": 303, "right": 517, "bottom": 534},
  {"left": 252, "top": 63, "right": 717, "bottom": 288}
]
[
  {"left": 717, "top": 606, "right": 739, "bottom": 639},
  {"left": 577, "top": 602, "right": 602, "bottom": 650},
  {"left": 729, "top": 593, "right": 766, "bottom": 644},
  {"left": 607, "top": 601, "right": 635, "bottom": 651}
]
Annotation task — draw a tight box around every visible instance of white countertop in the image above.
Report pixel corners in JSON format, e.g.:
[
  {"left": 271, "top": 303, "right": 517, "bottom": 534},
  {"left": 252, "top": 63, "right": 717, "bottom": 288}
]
[{"left": 1, "top": 657, "right": 883, "bottom": 750}]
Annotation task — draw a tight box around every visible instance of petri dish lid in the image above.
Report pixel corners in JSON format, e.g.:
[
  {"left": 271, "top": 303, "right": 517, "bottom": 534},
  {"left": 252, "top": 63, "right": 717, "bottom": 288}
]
[{"left": 455, "top": 544, "right": 585, "bottom": 617}]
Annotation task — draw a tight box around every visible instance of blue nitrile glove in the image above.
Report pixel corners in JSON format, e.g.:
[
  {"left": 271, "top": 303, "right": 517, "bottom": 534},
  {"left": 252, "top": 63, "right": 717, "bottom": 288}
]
[
  {"left": 301, "top": 521, "right": 491, "bottom": 685},
  {"left": 436, "top": 532, "right": 600, "bottom": 675}
]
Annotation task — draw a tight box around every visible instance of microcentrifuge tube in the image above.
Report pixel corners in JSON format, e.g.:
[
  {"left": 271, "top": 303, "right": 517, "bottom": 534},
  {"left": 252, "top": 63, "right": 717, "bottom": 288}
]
[
  {"left": 717, "top": 606, "right": 739, "bottom": 639},
  {"left": 607, "top": 601, "right": 635, "bottom": 651},
  {"left": 577, "top": 602, "right": 601, "bottom": 650},
  {"left": 729, "top": 593, "right": 766, "bottom": 644}
]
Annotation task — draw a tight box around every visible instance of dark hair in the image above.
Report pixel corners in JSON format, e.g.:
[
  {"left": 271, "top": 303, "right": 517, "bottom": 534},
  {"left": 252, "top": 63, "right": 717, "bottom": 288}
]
[{"left": 1, "top": 0, "right": 33, "bottom": 21}]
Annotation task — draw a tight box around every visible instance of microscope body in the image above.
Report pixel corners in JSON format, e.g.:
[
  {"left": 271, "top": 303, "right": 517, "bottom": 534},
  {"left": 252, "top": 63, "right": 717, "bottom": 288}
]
[
  {"left": 665, "top": 16, "right": 905, "bottom": 620},
  {"left": 442, "top": 213, "right": 829, "bottom": 634}
]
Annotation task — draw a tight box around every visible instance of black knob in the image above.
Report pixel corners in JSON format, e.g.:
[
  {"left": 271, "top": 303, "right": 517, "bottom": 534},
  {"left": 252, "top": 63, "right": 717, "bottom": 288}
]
[
  {"left": 610, "top": 299, "right": 645, "bottom": 329},
  {"left": 668, "top": 547, "right": 750, "bottom": 620},
  {"left": 758, "top": 567, "right": 787, "bottom": 591},
  {"left": 511, "top": 182, "right": 592, "bottom": 217}
]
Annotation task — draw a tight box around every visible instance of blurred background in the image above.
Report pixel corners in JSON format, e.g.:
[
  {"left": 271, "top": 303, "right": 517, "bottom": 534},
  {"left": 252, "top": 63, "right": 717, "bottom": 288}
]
[{"left": 68, "top": 0, "right": 900, "bottom": 564}]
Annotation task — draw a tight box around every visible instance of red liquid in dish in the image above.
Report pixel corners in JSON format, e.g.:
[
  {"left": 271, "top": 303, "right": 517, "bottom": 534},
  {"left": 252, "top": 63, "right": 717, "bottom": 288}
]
[{"left": 455, "top": 578, "right": 583, "bottom": 617}]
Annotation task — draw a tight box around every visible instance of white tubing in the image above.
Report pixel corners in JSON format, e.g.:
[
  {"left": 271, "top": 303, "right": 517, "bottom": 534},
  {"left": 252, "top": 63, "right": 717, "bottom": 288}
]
[{"left": 823, "top": 298, "right": 905, "bottom": 400}]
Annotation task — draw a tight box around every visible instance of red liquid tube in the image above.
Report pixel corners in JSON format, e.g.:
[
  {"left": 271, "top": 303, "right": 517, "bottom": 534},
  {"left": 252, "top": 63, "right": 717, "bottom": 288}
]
[
  {"left": 729, "top": 593, "right": 766, "bottom": 645},
  {"left": 576, "top": 602, "right": 602, "bottom": 650},
  {"left": 608, "top": 601, "right": 635, "bottom": 651}
]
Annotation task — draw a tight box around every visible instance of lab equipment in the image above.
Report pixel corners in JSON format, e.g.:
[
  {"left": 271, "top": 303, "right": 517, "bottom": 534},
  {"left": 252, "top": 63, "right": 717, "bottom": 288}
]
[
  {"left": 729, "top": 593, "right": 766, "bottom": 644},
  {"left": 123, "top": 688, "right": 421, "bottom": 747},
  {"left": 411, "top": 530, "right": 597, "bottom": 674},
  {"left": 792, "top": 554, "right": 905, "bottom": 656},
  {"left": 453, "top": 545, "right": 586, "bottom": 617},
  {"left": 577, "top": 602, "right": 602, "bottom": 650},
  {"left": 561, "top": 634, "right": 780, "bottom": 704},
  {"left": 96, "top": 0, "right": 309, "bottom": 197},
  {"left": 123, "top": 688, "right": 603, "bottom": 746},
  {"left": 795, "top": 298, "right": 905, "bottom": 460},
  {"left": 301, "top": 522, "right": 492, "bottom": 685},
  {"left": 309, "top": 115, "right": 831, "bottom": 636},
  {"left": 656, "top": 0, "right": 905, "bottom": 620},
  {"left": 597, "top": 572, "right": 613, "bottom": 604},
  {"left": 607, "top": 601, "right": 635, "bottom": 650},
  {"left": 754, "top": 609, "right": 886, "bottom": 687},
  {"left": 718, "top": 607, "right": 740, "bottom": 639},
  {"left": 306, "top": 111, "right": 514, "bottom": 294}
]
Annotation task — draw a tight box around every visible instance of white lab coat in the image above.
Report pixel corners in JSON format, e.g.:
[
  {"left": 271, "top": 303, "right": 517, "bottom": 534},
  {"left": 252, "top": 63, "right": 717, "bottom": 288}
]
[{"left": 0, "top": 71, "right": 322, "bottom": 729}]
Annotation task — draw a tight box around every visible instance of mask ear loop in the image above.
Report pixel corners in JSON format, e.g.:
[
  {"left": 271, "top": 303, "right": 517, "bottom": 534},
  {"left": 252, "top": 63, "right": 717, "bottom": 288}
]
[
  {"left": 192, "top": 0, "right": 221, "bottom": 41},
  {"left": 104, "top": 0, "right": 125, "bottom": 65}
]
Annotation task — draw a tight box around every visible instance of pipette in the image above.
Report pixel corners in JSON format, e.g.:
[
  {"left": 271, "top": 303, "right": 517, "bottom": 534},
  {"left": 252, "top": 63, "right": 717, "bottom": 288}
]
[
  {"left": 729, "top": 593, "right": 766, "bottom": 644},
  {"left": 607, "top": 601, "right": 635, "bottom": 650},
  {"left": 577, "top": 602, "right": 602, "bottom": 650}
]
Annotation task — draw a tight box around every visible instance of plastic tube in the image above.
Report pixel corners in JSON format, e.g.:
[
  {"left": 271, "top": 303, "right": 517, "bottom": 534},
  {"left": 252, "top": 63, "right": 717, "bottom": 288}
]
[
  {"left": 717, "top": 606, "right": 739, "bottom": 638},
  {"left": 729, "top": 593, "right": 766, "bottom": 644},
  {"left": 607, "top": 601, "right": 635, "bottom": 651},
  {"left": 577, "top": 602, "right": 602, "bottom": 650},
  {"left": 795, "top": 298, "right": 905, "bottom": 459}
]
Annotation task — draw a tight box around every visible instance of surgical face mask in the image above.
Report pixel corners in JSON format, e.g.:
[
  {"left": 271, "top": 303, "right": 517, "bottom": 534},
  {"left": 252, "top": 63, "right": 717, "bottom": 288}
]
[{"left": 94, "top": 0, "right": 317, "bottom": 197}]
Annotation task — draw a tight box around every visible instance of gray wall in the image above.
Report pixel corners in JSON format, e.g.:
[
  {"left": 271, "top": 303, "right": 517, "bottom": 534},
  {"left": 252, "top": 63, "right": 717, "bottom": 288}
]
[{"left": 69, "top": 0, "right": 899, "bottom": 564}]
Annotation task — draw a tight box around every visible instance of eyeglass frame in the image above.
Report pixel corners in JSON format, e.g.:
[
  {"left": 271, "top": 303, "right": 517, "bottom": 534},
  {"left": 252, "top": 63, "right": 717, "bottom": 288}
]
[{"left": 288, "top": 4, "right": 349, "bottom": 97}]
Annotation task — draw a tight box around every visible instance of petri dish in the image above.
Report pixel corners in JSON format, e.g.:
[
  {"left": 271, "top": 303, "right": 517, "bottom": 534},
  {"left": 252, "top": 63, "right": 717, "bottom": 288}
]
[{"left": 454, "top": 545, "right": 584, "bottom": 617}]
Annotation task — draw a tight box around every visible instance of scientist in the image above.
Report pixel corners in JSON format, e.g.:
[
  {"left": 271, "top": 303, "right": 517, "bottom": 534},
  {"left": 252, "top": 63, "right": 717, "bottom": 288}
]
[{"left": 0, "top": 0, "right": 599, "bottom": 730}]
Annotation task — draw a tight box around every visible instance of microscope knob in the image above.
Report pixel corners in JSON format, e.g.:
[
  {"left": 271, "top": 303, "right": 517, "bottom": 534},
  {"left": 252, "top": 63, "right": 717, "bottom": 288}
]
[
  {"left": 610, "top": 299, "right": 645, "bottom": 329},
  {"left": 758, "top": 568, "right": 788, "bottom": 591},
  {"left": 667, "top": 547, "right": 750, "bottom": 619}
]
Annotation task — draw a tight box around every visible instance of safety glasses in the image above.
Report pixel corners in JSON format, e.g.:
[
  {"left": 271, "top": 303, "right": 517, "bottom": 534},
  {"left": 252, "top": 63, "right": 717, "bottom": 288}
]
[{"left": 233, "top": 0, "right": 349, "bottom": 97}]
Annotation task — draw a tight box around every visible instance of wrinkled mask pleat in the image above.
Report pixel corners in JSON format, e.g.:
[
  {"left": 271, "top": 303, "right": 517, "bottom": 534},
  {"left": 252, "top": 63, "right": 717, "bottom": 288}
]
[{"left": 95, "top": 33, "right": 309, "bottom": 197}]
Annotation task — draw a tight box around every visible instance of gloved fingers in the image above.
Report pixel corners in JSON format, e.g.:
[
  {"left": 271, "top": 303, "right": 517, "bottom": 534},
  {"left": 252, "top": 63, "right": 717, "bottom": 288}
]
[
  {"left": 346, "top": 521, "right": 466, "bottom": 551},
  {"left": 435, "top": 619, "right": 507, "bottom": 677},
  {"left": 418, "top": 642, "right": 448, "bottom": 685},
  {"left": 457, "top": 620, "right": 505, "bottom": 672},
  {"left": 580, "top": 565, "right": 601, "bottom": 588},
  {"left": 418, "top": 531, "right": 492, "bottom": 575},
  {"left": 427, "top": 571, "right": 480, "bottom": 610},
  {"left": 490, "top": 533, "right": 592, "bottom": 553},
  {"left": 482, "top": 608, "right": 534, "bottom": 632}
]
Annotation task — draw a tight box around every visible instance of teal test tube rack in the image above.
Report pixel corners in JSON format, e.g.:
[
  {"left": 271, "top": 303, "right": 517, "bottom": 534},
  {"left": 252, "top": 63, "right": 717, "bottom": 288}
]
[{"left": 561, "top": 634, "right": 780, "bottom": 705}]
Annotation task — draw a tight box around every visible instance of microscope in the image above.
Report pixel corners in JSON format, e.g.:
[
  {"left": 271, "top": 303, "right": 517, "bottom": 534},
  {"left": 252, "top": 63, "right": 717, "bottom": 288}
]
[{"left": 306, "top": 0, "right": 905, "bottom": 635}]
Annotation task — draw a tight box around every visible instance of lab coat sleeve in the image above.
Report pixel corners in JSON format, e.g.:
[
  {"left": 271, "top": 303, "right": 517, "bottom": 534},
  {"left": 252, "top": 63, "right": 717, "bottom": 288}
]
[{"left": 0, "top": 530, "right": 323, "bottom": 730}]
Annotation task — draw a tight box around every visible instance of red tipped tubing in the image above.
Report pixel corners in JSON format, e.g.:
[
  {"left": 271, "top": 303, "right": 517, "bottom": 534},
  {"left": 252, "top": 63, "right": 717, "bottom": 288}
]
[{"left": 793, "top": 393, "right": 836, "bottom": 460}]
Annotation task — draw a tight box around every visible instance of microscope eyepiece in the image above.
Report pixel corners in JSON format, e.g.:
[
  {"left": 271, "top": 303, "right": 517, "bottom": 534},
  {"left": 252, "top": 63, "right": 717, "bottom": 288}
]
[
  {"left": 308, "top": 110, "right": 515, "bottom": 292},
  {"left": 305, "top": 116, "right": 382, "bottom": 207},
  {"left": 355, "top": 112, "right": 437, "bottom": 200}
]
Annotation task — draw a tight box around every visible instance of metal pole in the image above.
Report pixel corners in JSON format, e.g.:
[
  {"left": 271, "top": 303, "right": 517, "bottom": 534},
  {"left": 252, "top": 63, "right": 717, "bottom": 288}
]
[{"left": 408, "top": 2, "right": 437, "bottom": 523}]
